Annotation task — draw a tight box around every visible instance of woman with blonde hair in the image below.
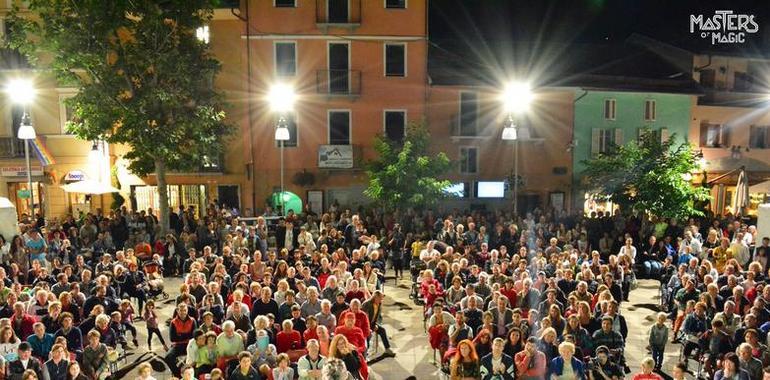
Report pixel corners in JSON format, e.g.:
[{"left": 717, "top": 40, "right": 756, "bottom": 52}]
[
  {"left": 547, "top": 341, "right": 587, "bottom": 379},
  {"left": 450, "top": 339, "right": 480, "bottom": 380},
  {"left": 537, "top": 327, "right": 559, "bottom": 362},
  {"left": 328, "top": 334, "right": 368, "bottom": 380}
]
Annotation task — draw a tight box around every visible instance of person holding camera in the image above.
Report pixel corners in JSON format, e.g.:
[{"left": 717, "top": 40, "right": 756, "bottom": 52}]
[{"left": 588, "top": 346, "right": 623, "bottom": 380}]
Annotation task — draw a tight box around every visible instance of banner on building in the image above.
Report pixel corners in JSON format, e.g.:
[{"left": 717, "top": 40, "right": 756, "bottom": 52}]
[{"left": 318, "top": 145, "right": 354, "bottom": 169}]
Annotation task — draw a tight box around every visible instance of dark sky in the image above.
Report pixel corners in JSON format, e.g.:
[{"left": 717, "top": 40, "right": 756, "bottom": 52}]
[{"left": 429, "top": 0, "right": 770, "bottom": 53}]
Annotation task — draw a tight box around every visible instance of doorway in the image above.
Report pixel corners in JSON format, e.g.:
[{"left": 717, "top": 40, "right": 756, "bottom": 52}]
[{"left": 217, "top": 185, "right": 240, "bottom": 211}]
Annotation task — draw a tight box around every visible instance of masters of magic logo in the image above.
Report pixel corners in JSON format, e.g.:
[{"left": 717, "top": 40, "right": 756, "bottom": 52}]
[{"left": 690, "top": 10, "right": 759, "bottom": 44}]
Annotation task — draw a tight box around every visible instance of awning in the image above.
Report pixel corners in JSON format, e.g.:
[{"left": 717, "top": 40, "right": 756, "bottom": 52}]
[
  {"left": 750, "top": 180, "right": 770, "bottom": 193},
  {"left": 61, "top": 180, "right": 119, "bottom": 195}
]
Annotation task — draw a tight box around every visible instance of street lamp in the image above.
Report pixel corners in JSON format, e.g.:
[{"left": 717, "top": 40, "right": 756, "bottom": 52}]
[
  {"left": 6, "top": 79, "right": 36, "bottom": 216},
  {"left": 268, "top": 83, "right": 296, "bottom": 216},
  {"left": 500, "top": 81, "right": 532, "bottom": 217}
]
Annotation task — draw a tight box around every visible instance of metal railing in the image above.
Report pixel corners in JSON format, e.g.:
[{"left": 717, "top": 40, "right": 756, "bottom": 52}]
[
  {"left": 316, "top": 69, "right": 362, "bottom": 96},
  {"left": 0, "top": 137, "right": 26, "bottom": 158},
  {"left": 316, "top": 0, "right": 361, "bottom": 25}
]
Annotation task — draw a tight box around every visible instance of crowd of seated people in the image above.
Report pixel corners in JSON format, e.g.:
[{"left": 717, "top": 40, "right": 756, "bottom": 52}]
[{"left": 4, "top": 203, "right": 770, "bottom": 380}]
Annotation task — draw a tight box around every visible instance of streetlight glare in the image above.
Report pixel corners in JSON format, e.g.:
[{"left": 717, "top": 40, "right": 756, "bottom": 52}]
[
  {"left": 268, "top": 83, "right": 296, "bottom": 113},
  {"left": 6, "top": 78, "right": 36, "bottom": 105},
  {"left": 501, "top": 81, "right": 532, "bottom": 114}
]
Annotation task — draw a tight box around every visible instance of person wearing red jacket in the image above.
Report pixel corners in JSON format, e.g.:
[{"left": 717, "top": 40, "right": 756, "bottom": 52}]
[
  {"left": 275, "top": 319, "right": 303, "bottom": 354},
  {"left": 419, "top": 270, "right": 443, "bottom": 304},
  {"left": 334, "top": 312, "right": 367, "bottom": 354},
  {"left": 337, "top": 299, "right": 370, "bottom": 339},
  {"left": 11, "top": 302, "right": 35, "bottom": 341},
  {"left": 514, "top": 337, "right": 547, "bottom": 379},
  {"left": 165, "top": 304, "right": 198, "bottom": 377},
  {"left": 303, "top": 315, "right": 319, "bottom": 343}
]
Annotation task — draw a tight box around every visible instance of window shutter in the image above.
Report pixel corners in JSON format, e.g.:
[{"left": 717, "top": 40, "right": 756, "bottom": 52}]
[
  {"left": 699, "top": 122, "right": 708, "bottom": 147},
  {"left": 614, "top": 128, "right": 623, "bottom": 146},
  {"left": 660, "top": 128, "right": 670, "bottom": 143},
  {"left": 591, "top": 128, "right": 600, "bottom": 154},
  {"left": 764, "top": 127, "right": 770, "bottom": 149},
  {"left": 721, "top": 125, "right": 730, "bottom": 147}
]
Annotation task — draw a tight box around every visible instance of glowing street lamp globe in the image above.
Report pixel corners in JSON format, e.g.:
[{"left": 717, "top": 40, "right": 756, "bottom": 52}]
[
  {"left": 267, "top": 83, "right": 296, "bottom": 113},
  {"left": 501, "top": 81, "right": 532, "bottom": 114}
]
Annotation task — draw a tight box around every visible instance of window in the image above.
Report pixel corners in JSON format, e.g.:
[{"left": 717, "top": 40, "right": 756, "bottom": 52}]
[
  {"left": 603, "top": 99, "right": 616, "bottom": 120},
  {"left": 750, "top": 125, "right": 770, "bottom": 149},
  {"left": 275, "top": 0, "right": 295, "bottom": 7},
  {"left": 385, "top": 0, "right": 406, "bottom": 8},
  {"left": 9, "top": 103, "right": 23, "bottom": 137},
  {"left": 458, "top": 92, "right": 478, "bottom": 136},
  {"left": 275, "top": 42, "right": 296, "bottom": 77},
  {"left": 384, "top": 110, "right": 406, "bottom": 142},
  {"left": 59, "top": 93, "right": 76, "bottom": 134},
  {"left": 644, "top": 99, "right": 656, "bottom": 121},
  {"left": 195, "top": 26, "right": 210, "bottom": 43},
  {"left": 328, "top": 110, "right": 351, "bottom": 145},
  {"left": 459, "top": 147, "right": 477, "bottom": 174},
  {"left": 699, "top": 122, "right": 728, "bottom": 148},
  {"left": 734, "top": 71, "right": 752, "bottom": 91},
  {"left": 699, "top": 69, "right": 716, "bottom": 88},
  {"left": 384, "top": 43, "right": 405, "bottom": 77},
  {"left": 591, "top": 128, "right": 622, "bottom": 154},
  {"left": 276, "top": 112, "right": 298, "bottom": 147}
]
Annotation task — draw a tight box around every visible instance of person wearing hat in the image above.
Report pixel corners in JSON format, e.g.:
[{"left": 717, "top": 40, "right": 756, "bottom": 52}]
[
  {"left": 589, "top": 345, "right": 623, "bottom": 380},
  {"left": 7, "top": 342, "right": 44, "bottom": 380}
]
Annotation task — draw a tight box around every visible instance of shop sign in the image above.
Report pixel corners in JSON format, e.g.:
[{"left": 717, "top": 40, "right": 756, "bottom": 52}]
[
  {"left": 64, "top": 170, "right": 88, "bottom": 182},
  {"left": 1, "top": 166, "right": 43, "bottom": 177}
]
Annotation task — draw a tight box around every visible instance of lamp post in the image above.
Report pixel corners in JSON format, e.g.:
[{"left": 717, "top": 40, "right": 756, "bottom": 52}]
[
  {"left": 268, "top": 83, "right": 296, "bottom": 217},
  {"left": 6, "top": 79, "right": 36, "bottom": 216},
  {"left": 500, "top": 81, "right": 532, "bottom": 217}
]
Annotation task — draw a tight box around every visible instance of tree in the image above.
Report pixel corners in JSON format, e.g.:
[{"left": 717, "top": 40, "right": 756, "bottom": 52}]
[
  {"left": 7, "top": 0, "right": 229, "bottom": 234},
  {"left": 581, "top": 130, "right": 710, "bottom": 219},
  {"left": 365, "top": 121, "right": 452, "bottom": 211}
]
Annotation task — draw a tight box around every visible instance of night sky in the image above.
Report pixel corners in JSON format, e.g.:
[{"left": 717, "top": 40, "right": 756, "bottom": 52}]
[{"left": 429, "top": 0, "right": 770, "bottom": 53}]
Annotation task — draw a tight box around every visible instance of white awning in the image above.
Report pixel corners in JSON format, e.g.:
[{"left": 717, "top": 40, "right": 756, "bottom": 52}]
[
  {"left": 750, "top": 180, "right": 770, "bottom": 194},
  {"left": 61, "top": 180, "right": 120, "bottom": 195}
]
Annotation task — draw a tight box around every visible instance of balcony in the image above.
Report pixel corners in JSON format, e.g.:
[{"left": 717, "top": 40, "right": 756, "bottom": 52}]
[
  {"left": 316, "top": 0, "right": 361, "bottom": 29},
  {"left": 0, "top": 138, "right": 26, "bottom": 159},
  {"left": 316, "top": 70, "right": 361, "bottom": 97},
  {"left": 318, "top": 144, "right": 362, "bottom": 170}
]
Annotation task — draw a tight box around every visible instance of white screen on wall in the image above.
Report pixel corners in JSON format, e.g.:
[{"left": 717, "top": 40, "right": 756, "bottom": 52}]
[{"left": 476, "top": 181, "right": 505, "bottom": 198}]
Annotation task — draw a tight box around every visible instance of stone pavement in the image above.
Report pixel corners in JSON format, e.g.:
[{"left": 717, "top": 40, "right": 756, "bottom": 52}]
[{"left": 116, "top": 277, "right": 680, "bottom": 379}]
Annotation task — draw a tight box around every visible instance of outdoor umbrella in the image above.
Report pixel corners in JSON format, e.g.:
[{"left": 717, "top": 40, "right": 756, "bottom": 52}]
[
  {"left": 733, "top": 167, "right": 749, "bottom": 216},
  {"left": 61, "top": 179, "right": 120, "bottom": 195}
]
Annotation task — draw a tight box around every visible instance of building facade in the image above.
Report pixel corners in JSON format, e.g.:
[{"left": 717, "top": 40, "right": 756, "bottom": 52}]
[
  {"left": 689, "top": 53, "right": 770, "bottom": 216},
  {"left": 573, "top": 90, "right": 694, "bottom": 214},
  {"left": 237, "top": 0, "right": 428, "bottom": 214}
]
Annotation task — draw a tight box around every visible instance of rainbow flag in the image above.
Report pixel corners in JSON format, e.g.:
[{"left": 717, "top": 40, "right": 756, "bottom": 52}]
[{"left": 30, "top": 137, "right": 55, "bottom": 166}]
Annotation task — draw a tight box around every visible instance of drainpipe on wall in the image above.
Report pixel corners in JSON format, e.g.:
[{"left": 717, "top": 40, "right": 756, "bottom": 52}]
[{"left": 232, "top": 1, "right": 257, "bottom": 216}]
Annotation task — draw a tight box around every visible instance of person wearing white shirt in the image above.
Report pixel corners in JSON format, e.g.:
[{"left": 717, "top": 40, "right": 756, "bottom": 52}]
[
  {"left": 618, "top": 238, "right": 637, "bottom": 265},
  {"left": 730, "top": 232, "right": 751, "bottom": 267},
  {"left": 680, "top": 231, "right": 702, "bottom": 259},
  {"left": 185, "top": 331, "right": 206, "bottom": 367}
]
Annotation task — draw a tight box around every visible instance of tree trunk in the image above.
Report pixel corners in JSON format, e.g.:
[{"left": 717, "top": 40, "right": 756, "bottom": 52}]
[{"left": 155, "top": 159, "right": 170, "bottom": 235}]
